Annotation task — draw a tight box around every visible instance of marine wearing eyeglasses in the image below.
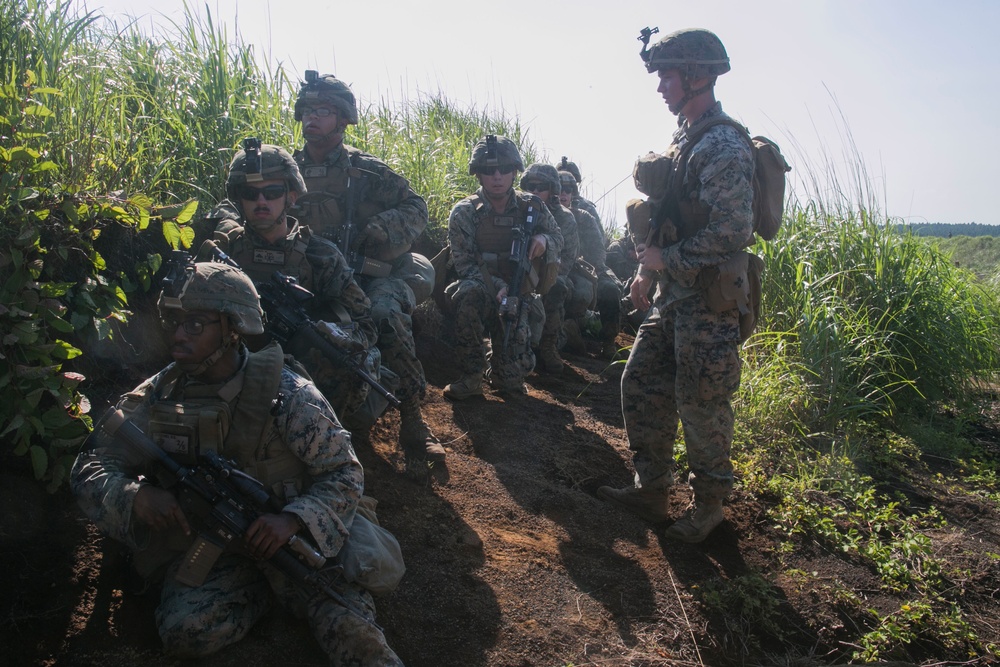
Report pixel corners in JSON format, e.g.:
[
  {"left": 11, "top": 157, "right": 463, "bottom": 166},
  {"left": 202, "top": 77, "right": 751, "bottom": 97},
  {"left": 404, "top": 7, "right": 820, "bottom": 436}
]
[
  {"left": 289, "top": 71, "right": 444, "bottom": 463},
  {"left": 440, "top": 136, "right": 563, "bottom": 400}
]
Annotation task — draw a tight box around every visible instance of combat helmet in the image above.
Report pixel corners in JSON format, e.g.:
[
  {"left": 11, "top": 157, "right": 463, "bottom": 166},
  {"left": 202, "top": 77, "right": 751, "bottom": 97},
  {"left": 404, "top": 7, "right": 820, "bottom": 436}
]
[
  {"left": 294, "top": 70, "right": 359, "bottom": 124},
  {"left": 468, "top": 134, "right": 524, "bottom": 175},
  {"left": 158, "top": 259, "right": 265, "bottom": 336},
  {"left": 557, "top": 170, "right": 578, "bottom": 196},
  {"left": 643, "top": 28, "right": 730, "bottom": 78},
  {"left": 558, "top": 156, "right": 582, "bottom": 184},
  {"left": 520, "top": 163, "right": 561, "bottom": 195},
  {"left": 226, "top": 138, "right": 307, "bottom": 202}
]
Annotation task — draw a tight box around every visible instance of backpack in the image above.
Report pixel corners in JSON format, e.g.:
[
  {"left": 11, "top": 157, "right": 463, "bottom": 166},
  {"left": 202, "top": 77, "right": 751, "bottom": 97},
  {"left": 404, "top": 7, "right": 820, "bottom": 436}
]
[{"left": 689, "top": 117, "right": 791, "bottom": 241}]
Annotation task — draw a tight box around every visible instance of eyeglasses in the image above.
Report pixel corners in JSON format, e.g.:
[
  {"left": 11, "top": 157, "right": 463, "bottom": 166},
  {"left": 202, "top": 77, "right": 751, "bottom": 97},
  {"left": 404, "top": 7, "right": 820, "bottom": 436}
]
[
  {"left": 161, "top": 317, "right": 221, "bottom": 336},
  {"left": 522, "top": 182, "right": 550, "bottom": 193},
  {"left": 237, "top": 184, "right": 288, "bottom": 201},
  {"left": 476, "top": 165, "right": 516, "bottom": 176},
  {"left": 301, "top": 106, "right": 337, "bottom": 118}
]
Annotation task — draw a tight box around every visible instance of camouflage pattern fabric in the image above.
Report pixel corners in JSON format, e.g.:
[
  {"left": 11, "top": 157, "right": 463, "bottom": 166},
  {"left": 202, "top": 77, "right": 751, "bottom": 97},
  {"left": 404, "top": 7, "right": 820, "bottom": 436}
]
[
  {"left": 446, "top": 186, "right": 562, "bottom": 386},
  {"left": 292, "top": 144, "right": 432, "bottom": 410},
  {"left": 541, "top": 202, "right": 580, "bottom": 343},
  {"left": 70, "top": 358, "right": 401, "bottom": 662},
  {"left": 606, "top": 236, "right": 639, "bottom": 283},
  {"left": 573, "top": 206, "right": 622, "bottom": 342},
  {"left": 623, "top": 102, "right": 753, "bottom": 504},
  {"left": 201, "top": 215, "right": 379, "bottom": 420}
]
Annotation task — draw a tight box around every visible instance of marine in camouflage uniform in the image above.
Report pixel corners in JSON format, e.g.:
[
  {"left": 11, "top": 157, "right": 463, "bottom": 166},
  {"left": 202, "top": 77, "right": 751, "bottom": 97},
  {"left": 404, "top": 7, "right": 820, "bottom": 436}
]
[
  {"left": 597, "top": 28, "right": 754, "bottom": 544},
  {"left": 290, "top": 71, "right": 443, "bottom": 461},
  {"left": 605, "top": 234, "right": 648, "bottom": 332},
  {"left": 201, "top": 142, "right": 381, "bottom": 428},
  {"left": 442, "top": 136, "right": 563, "bottom": 399},
  {"left": 557, "top": 156, "right": 603, "bottom": 228},
  {"left": 70, "top": 261, "right": 403, "bottom": 665},
  {"left": 558, "top": 171, "right": 624, "bottom": 359},
  {"left": 519, "top": 163, "right": 579, "bottom": 374}
]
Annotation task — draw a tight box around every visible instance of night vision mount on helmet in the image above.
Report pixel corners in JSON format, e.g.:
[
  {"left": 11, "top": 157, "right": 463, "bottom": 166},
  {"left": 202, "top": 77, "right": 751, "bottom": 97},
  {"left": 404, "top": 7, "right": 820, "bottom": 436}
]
[
  {"left": 294, "top": 70, "right": 359, "bottom": 124},
  {"left": 226, "top": 139, "right": 307, "bottom": 203},
  {"left": 468, "top": 134, "right": 524, "bottom": 175}
]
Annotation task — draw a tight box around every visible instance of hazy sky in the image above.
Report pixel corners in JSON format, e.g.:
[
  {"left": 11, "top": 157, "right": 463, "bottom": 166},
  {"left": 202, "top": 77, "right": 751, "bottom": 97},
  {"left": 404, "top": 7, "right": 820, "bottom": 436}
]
[{"left": 73, "top": 0, "right": 1000, "bottom": 227}]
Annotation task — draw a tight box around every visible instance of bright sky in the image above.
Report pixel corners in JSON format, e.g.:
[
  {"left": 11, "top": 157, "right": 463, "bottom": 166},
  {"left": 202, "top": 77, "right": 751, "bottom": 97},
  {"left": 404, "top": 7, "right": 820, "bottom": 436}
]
[{"left": 73, "top": 0, "right": 1000, "bottom": 228}]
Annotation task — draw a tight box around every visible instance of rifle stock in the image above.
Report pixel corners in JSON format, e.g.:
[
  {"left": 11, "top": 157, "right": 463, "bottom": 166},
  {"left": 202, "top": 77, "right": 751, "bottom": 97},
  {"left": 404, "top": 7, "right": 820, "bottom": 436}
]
[{"left": 99, "top": 407, "right": 381, "bottom": 630}]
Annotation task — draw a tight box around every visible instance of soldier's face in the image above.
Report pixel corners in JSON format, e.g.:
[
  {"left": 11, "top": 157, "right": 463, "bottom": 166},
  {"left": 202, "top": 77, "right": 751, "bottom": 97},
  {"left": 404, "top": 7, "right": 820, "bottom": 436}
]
[
  {"left": 558, "top": 191, "right": 572, "bottom": 207},
  {"left": 165, "top": 309, "right": 224, "bottom": 366},
  {"left": 477, "top": 167, "right": 516, "bottom": 198},
  {"left": 240, "top": 178, "right": 295, "bottom": 230},
  {"left": 301, "top": 104, "right": 342, "bottom": 143},
  {"left": 657, "top": 68, "right": 685, "bottom": 113}
]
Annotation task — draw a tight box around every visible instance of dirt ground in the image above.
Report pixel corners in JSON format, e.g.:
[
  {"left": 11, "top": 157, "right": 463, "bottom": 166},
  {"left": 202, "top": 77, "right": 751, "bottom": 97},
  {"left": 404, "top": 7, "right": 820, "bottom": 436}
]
[{"left": 2, "top": 303, "right": 1000, "bottom": 667}]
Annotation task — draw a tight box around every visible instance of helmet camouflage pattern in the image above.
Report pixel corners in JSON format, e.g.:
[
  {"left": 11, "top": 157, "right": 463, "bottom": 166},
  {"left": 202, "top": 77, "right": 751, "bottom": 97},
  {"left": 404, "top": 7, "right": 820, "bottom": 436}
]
[
  {"left": 226, "top": 141, "right": 307, "bottom": 201},
  {"left": 520, "top": 163, "right": 561, "bottom": 195},
  {"left": 468, "top": 134, "right": 524, "bottom": 175},
  {"left": 294, "top": 70, "right": 359, "bottom": 124},
  {"left": 557, "top": 156, "right": 582, "bottom": 183},
  {"left": 157, "top": 262, "right": 265, "bottom": 336},
  {"left": 557, "top": 170, "right": 578, "bottom": 195},
  {"left": 644, "top": 28, "right": 730, "bottom": 78}
]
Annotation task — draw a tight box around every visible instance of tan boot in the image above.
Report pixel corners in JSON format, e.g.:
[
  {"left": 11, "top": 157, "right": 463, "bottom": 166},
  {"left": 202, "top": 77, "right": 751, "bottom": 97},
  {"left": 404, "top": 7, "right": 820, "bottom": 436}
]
[
  {"left": 443, "top": 373, "right": 484, "bottom": 400},
  {"left": 399, "top": 400, "right": 446, "bottom": 462},
  {"left": 597, "top": 485, "right": 671, "bottom": 523},
  {"left": 538, "top": 336, "right": 564, "bottom": 374},
  {"left": 664, "top": 501, "right": 724, "bottom": 543}
]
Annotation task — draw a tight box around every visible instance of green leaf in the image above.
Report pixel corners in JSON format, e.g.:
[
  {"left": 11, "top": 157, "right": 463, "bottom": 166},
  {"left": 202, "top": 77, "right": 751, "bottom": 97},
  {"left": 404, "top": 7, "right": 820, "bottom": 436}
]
[
  {"left": 162, "top": 220, "right": 181, "bottom": 249},
  {"left": 1, "top": 414, "right": 24, "bottom": 437},
  {"left": 179, "top": 224, "right": 195, "bottom": 249},
  {"left": 29, "top": 445, "right": 48, "bottom": 480}
]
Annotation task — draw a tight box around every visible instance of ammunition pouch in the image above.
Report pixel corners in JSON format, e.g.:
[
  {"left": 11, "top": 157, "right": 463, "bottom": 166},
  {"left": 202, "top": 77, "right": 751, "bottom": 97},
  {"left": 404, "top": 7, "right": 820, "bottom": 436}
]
[
  {"left": 698, "top": 250, "right": 764, "bottom": 342},
  {"left": 335, "top": 495, "right": 405, "bottom": 595}
]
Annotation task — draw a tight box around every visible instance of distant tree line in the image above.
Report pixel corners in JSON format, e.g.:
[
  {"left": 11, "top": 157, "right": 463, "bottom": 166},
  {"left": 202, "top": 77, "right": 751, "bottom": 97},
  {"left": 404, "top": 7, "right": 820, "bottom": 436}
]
[{"left": 896, "top": 222, "right": 1000, "bottom": 238}]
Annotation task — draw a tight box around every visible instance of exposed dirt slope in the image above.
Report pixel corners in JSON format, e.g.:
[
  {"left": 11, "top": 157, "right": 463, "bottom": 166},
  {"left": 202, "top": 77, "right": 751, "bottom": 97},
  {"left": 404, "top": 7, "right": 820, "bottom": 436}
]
[{"left": 2, "top": 306, "right": 999, "bottom": 667}]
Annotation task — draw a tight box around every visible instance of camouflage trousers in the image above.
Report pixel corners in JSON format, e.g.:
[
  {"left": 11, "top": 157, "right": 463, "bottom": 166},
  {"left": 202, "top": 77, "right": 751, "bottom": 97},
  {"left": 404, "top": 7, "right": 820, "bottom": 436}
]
[
  {"left": 621, "top": 291, "right": 742, "bottom": 504},
  {"left": 595, "top": 272, "right": 624, "bottom": 342},
  {"left": 361, "top": 261, "right": 428, "bottom": 405},
  {"left": 541, "top": 275, "right": 571, "bottom": 342},
  {"left": 156, "top": 554, "right": 403, "bottom": 666},
  {"left": 446, "top": 278, "right": 535, "bottom": 388}
]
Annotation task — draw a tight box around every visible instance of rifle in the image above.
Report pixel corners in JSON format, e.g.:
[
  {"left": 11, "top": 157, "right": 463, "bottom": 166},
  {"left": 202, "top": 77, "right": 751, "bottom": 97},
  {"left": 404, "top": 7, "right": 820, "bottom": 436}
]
[
  {"left": 200, "top": 244, "right": 400, "bottom": 408},
  {"left": 97, "top": 407, "right": 381, "bottom": 630},
  {"left": 499, "top": 199, "right": 538, "bottom": 355},
  {"left": 325, "top": 162, "right": 393, "bottom": 279}
]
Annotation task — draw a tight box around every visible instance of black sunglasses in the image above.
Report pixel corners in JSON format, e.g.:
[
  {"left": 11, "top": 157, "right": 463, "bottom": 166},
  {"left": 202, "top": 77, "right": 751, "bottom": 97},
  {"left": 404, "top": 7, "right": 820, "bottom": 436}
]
[
  {"left": 161, "top": 317, "right": 221, "bottom": 335},
  {"left": 238, "top": 184, "right": 288, "bottom": 201},
  {"left": 476, "top": 165, "right": 516, "bottom": 176},
  {"left": 522, "top": 182, "right": 550, "bottom": 192}
]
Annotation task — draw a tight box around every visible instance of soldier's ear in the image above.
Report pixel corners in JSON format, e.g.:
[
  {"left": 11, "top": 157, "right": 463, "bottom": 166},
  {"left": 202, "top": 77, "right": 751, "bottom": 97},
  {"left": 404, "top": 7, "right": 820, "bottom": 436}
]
[{"left": 287, "top": 189, "right": 299, "bottom": 206}]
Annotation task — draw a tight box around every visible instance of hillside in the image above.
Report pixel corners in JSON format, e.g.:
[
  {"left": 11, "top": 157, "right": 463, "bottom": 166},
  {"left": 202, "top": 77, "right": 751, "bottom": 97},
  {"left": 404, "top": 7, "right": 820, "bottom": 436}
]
[{"left": 2, "top": 305, "right": 1000, "bottom": 667}]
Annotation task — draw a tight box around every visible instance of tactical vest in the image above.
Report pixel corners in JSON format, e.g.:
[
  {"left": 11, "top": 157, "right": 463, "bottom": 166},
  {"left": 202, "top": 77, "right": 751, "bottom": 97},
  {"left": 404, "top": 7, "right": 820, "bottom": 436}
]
[
  {"left": 295, "top": 146, "right": 387, "bottom": 248},
  {"left": 119, "top": 343, "right": 309, "bottom": 502},
  {"left": 221, "top": 224, "right": 315, "bottom": 290}
]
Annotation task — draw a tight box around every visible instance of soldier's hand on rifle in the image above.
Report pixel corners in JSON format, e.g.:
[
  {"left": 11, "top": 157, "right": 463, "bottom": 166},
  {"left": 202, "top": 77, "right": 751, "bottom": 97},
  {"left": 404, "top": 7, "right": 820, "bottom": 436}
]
[
  {"left": 496, "top": 285, "right": 508, "bottom": 305},
  {"left": 244, "top": 511, "right": 301, "bottom": 560},
  {"left": 636, "top": 242, "right": 666, "bottom": 272},
  {"left": 357, "top": 218, "right": 389, "bottom": 246},
  {"left": 528, "top": 234, "right": 547, "bottom": 260},
  {"left": 133, "top": 485, "right": 191, "bottom": 535}
]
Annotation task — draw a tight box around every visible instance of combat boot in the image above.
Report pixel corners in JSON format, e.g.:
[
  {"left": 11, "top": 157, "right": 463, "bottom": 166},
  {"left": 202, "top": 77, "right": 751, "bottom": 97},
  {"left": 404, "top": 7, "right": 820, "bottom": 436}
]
[
  {"left": 597, "top": 484, "right": 671, "bottom": 523},
  {"left": 399, "top": 399, "right": 446, "bottom": 462},
  {"left": 443, "top": 373, "right": 484, "bottom": 401},
  {"left": 664, "top": 500, "right": 724, "bottom": 543},
  {"left": 563, "top": 319, "right": 587, "bottom": 354},
  {"left": 537, "top": 336, "right": 564, "bottom": 374}
]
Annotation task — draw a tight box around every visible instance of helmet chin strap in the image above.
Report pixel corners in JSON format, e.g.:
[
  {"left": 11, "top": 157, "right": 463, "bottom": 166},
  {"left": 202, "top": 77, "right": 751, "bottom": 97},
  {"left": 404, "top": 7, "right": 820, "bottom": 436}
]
[{"left": 670, "top": 75, "right": 714, "bottom": 115}]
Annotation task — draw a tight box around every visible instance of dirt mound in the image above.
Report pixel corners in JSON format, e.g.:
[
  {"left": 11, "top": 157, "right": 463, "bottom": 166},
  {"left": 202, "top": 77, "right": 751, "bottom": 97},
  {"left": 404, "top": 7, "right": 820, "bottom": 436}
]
[{"left": 2, "top": 307, "right": 999, "bottom": 667}]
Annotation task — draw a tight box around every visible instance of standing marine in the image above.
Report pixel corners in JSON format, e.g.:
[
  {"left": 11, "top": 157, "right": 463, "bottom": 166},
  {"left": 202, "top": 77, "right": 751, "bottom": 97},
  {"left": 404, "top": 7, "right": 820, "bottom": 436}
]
[{"left": 597, "top": 28, "right": 755, "bottom": 544}]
